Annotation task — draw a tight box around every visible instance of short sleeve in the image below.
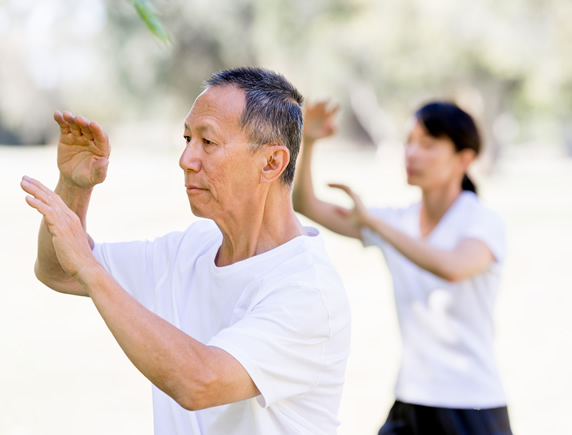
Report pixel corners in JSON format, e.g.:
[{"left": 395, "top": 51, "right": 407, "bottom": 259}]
[
  {"left": 460, "top": 209, "right": 507, "bottom": 263},
  {"left": 92, "top": 231, "right": 185, "bottom": 308},
  {"left": 207, "top": 285, "right": 338, "bottom": 408}
]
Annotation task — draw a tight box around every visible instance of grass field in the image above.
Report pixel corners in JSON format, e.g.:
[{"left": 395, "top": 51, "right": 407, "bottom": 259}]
[{"left": 1, "top": 139, "right": 571, "bottom": 434}]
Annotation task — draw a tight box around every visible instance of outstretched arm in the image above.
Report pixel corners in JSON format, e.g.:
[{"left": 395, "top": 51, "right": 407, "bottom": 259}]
[
  {"left": 31, "top": 111, "right": 110, "bottom": 296},
  {"left": 331, "top": 184, "right": 495, "bottom": 282},
  {"left": 21, "top": 177, "right": 259, "bottom": 410},
  {"left": 292, "top": 101, "right": 361, "bottom": 239}
]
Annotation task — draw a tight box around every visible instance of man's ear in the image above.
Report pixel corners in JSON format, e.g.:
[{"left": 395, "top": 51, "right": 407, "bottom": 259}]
[{"left": 260, "top": 145, "right": 290, "bottom": 184}]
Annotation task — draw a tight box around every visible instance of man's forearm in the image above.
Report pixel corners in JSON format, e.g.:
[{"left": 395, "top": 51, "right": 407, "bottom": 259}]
[
  {"left": 35, "top": 176, "right": 94, "bottom": 293},
  {"left": 78, "top": 264, "right": 259, "bottom": 410},
  {"left": 53, "top": 175, "right": 94, "bottom": 228}
]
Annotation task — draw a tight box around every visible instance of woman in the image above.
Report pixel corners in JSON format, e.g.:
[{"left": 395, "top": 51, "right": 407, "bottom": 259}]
[{"left": 293, "top": 101, "right": 512, "bottom": 434}]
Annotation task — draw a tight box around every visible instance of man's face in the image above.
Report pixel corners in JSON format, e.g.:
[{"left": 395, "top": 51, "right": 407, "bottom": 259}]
[{"left": 179, "top": 85, "right": 264, "bottom": 220}]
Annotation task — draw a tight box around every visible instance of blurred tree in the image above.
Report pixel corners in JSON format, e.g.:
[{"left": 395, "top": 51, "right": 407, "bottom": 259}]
[{"left": 0, "top": 0, "right": 569, "bottom": 158}]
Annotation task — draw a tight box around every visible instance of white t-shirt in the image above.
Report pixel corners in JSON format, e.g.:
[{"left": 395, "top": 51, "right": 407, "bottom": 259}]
[
  {"left": 93, "top": 219, "right": 351, "bottom": 435},
  {"left": 361, "top": 191, "right": 507, "bottom": 409}
]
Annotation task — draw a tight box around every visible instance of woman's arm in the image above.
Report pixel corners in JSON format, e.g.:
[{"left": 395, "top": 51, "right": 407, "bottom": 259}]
[
  {"left": 292, "top": 101, "right": 361, "bottom": 239},
  {"left": 330, "top": 184, "right": 495, "bottom": 282}
]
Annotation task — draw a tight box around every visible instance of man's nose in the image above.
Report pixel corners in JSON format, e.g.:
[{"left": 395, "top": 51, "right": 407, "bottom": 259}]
[{"left": 179, "top": 142, "right": 201, "bottom": 172}]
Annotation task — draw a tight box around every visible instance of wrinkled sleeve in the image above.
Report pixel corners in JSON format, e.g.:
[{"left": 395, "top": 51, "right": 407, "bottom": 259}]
[
  {"left": 92, "top": 231, "right": 184, "bottom": 309},
  {"left": 208, "top": 284, "right": 348, "bottom": 408}
]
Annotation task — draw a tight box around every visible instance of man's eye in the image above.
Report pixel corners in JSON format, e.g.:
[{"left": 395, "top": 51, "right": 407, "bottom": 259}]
[
  {"left": 202, "top": 138, "right": 213, "bottom": 145},
  {"left": 184, "top": 136, "right": 191, "bottom": 144}
]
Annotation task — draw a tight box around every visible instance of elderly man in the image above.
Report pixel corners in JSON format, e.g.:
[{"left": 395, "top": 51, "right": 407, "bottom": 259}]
[{"left": 20, "top": 67, "right": 351, "bottom": 435}]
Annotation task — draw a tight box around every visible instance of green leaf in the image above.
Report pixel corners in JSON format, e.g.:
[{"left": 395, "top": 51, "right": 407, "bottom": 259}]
[{"left": 128, "top": 0, "right": 170, "bottom": 43}]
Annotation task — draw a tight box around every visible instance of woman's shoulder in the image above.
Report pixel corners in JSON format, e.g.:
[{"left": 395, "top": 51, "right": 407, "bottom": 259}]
[
  {"left": 455, "top": 193, "right": 507, "bottom": 261},
  {"left": 458, "top": 192, "right": 505, "bottom": 228}
]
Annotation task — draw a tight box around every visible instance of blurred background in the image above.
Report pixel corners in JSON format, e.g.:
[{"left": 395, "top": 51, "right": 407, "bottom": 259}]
[{"left": 1, "top": 0, "right": 571, "bottom": 434}]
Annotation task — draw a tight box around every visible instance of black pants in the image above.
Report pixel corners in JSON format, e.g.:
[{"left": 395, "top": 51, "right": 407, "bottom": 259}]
[{"left": 378, "top": 400, "right": 513, "bottom": 435}]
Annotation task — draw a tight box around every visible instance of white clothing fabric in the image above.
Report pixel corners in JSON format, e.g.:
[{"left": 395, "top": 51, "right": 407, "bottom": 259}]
[
  {"left": 93, "top": 219, "right": 351, "bottom": 435},
  {"left": 361, "top": 191, "right": 507, "bottom": 408}
]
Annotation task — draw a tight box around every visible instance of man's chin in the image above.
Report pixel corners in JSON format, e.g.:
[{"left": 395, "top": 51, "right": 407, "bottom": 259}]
[{"left": 189, "top": 203, "right": 207, "bottom": 218}]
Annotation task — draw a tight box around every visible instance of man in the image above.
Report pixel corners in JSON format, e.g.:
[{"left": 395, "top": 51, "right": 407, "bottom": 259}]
[{"left": 20, "top": 67, "right": 351, "bottom": 434}]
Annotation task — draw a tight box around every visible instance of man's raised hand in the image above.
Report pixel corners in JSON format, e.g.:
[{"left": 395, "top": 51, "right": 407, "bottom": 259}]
[{"left": 54, "top": 111, "right": 110, "bottom": 189}]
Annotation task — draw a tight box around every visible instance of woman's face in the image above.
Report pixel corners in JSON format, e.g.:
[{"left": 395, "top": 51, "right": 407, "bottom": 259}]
[{"left": 404, "top": 121, "right": 469, "bottom": 191}]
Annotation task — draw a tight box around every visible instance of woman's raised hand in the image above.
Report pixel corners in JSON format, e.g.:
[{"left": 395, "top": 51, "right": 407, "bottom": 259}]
[
  {"left": 303, "top": 101, "right": 339, "bottom": 143},
  {"left": 54, "top": 111, "right": 110, "bottom": 189}
]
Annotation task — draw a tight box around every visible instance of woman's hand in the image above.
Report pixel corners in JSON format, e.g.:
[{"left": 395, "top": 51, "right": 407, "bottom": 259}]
[
  {"left": 328, "top": 183, "right": 372, "bottom": 229},
  {"left": 303, "top": 101, "right": 339, "bottom": 143}
]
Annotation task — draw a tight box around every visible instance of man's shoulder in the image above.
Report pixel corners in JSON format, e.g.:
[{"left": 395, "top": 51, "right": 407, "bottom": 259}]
[{"left": 257, "top": 231, "right": 346, "bottom": 300}]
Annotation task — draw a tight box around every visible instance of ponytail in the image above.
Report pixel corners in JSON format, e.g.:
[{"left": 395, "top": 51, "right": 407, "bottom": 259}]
[{"left": 462, "top": 173, "right": 477, "bottom": 195}]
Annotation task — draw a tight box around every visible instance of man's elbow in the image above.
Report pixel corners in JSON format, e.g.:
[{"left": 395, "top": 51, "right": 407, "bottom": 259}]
[
  {"left": 178, "top": 398, "right": 212, "bottom": 412},
  {"left": 34, "top": 261, "right": 87, "bottom": 296},
  {"left": 171, "top": 372, "right": 219, "bottom": 411},
  {"left": 34, "top": 261, "right": 54, "bottom": 287},
  {"left": 176, "top": 389, "right": 211, "bottom": 412}
]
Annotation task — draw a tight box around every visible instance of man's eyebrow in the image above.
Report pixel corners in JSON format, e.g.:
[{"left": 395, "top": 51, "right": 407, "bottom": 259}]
[{"left": 184, "top": 121, "right": 221, "bottom": 137}]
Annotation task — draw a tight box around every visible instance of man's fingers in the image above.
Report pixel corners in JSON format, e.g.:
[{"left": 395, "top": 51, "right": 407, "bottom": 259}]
[
  {"left": 89, "top": 121, "right": 110, "bottom": 155},
  {"left": 56, "top": 111, "right": 110, "bottom": 155},
  {"left": 54, "top": 111, "right": 71, "bottom": 135},
  {"left": 24, "top": 193, "right": 53, "bottom": 217},
  {"left": 62, "top": 111, "right": 82, "bottom": 136},
  {"left": 22, "top": 184, "right": 58, "bottom": 227},
  {"left": 21, "top": 176, "right": 64, "bottom": 209},
  {"left": 21, "top": 176, "right": 52, "bottom": 196},
  {"left": 76, "top": 116, "right": 94, "bottom": 141},
  {"left": 21, "top": 177, "right": 76, "bottom": 230}
]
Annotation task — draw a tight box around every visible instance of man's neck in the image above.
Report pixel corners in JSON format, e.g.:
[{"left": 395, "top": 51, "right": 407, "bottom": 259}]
[{"left": 214, "top": 187, "right": 306, "bottom": 267}]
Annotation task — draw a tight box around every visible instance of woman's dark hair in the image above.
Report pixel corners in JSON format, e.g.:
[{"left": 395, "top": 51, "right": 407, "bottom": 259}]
[{"left": 415, "top": 102, "right": 481, "bottom": 194}]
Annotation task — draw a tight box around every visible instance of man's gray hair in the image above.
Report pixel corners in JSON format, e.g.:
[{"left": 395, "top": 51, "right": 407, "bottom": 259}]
[{"left": 205, "top": 66, "right": 304, "bottom": 185}]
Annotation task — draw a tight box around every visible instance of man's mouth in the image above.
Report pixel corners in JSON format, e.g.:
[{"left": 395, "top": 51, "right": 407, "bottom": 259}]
[{"left": 185, "top": 184, "right": 207, "bottom": 193}]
